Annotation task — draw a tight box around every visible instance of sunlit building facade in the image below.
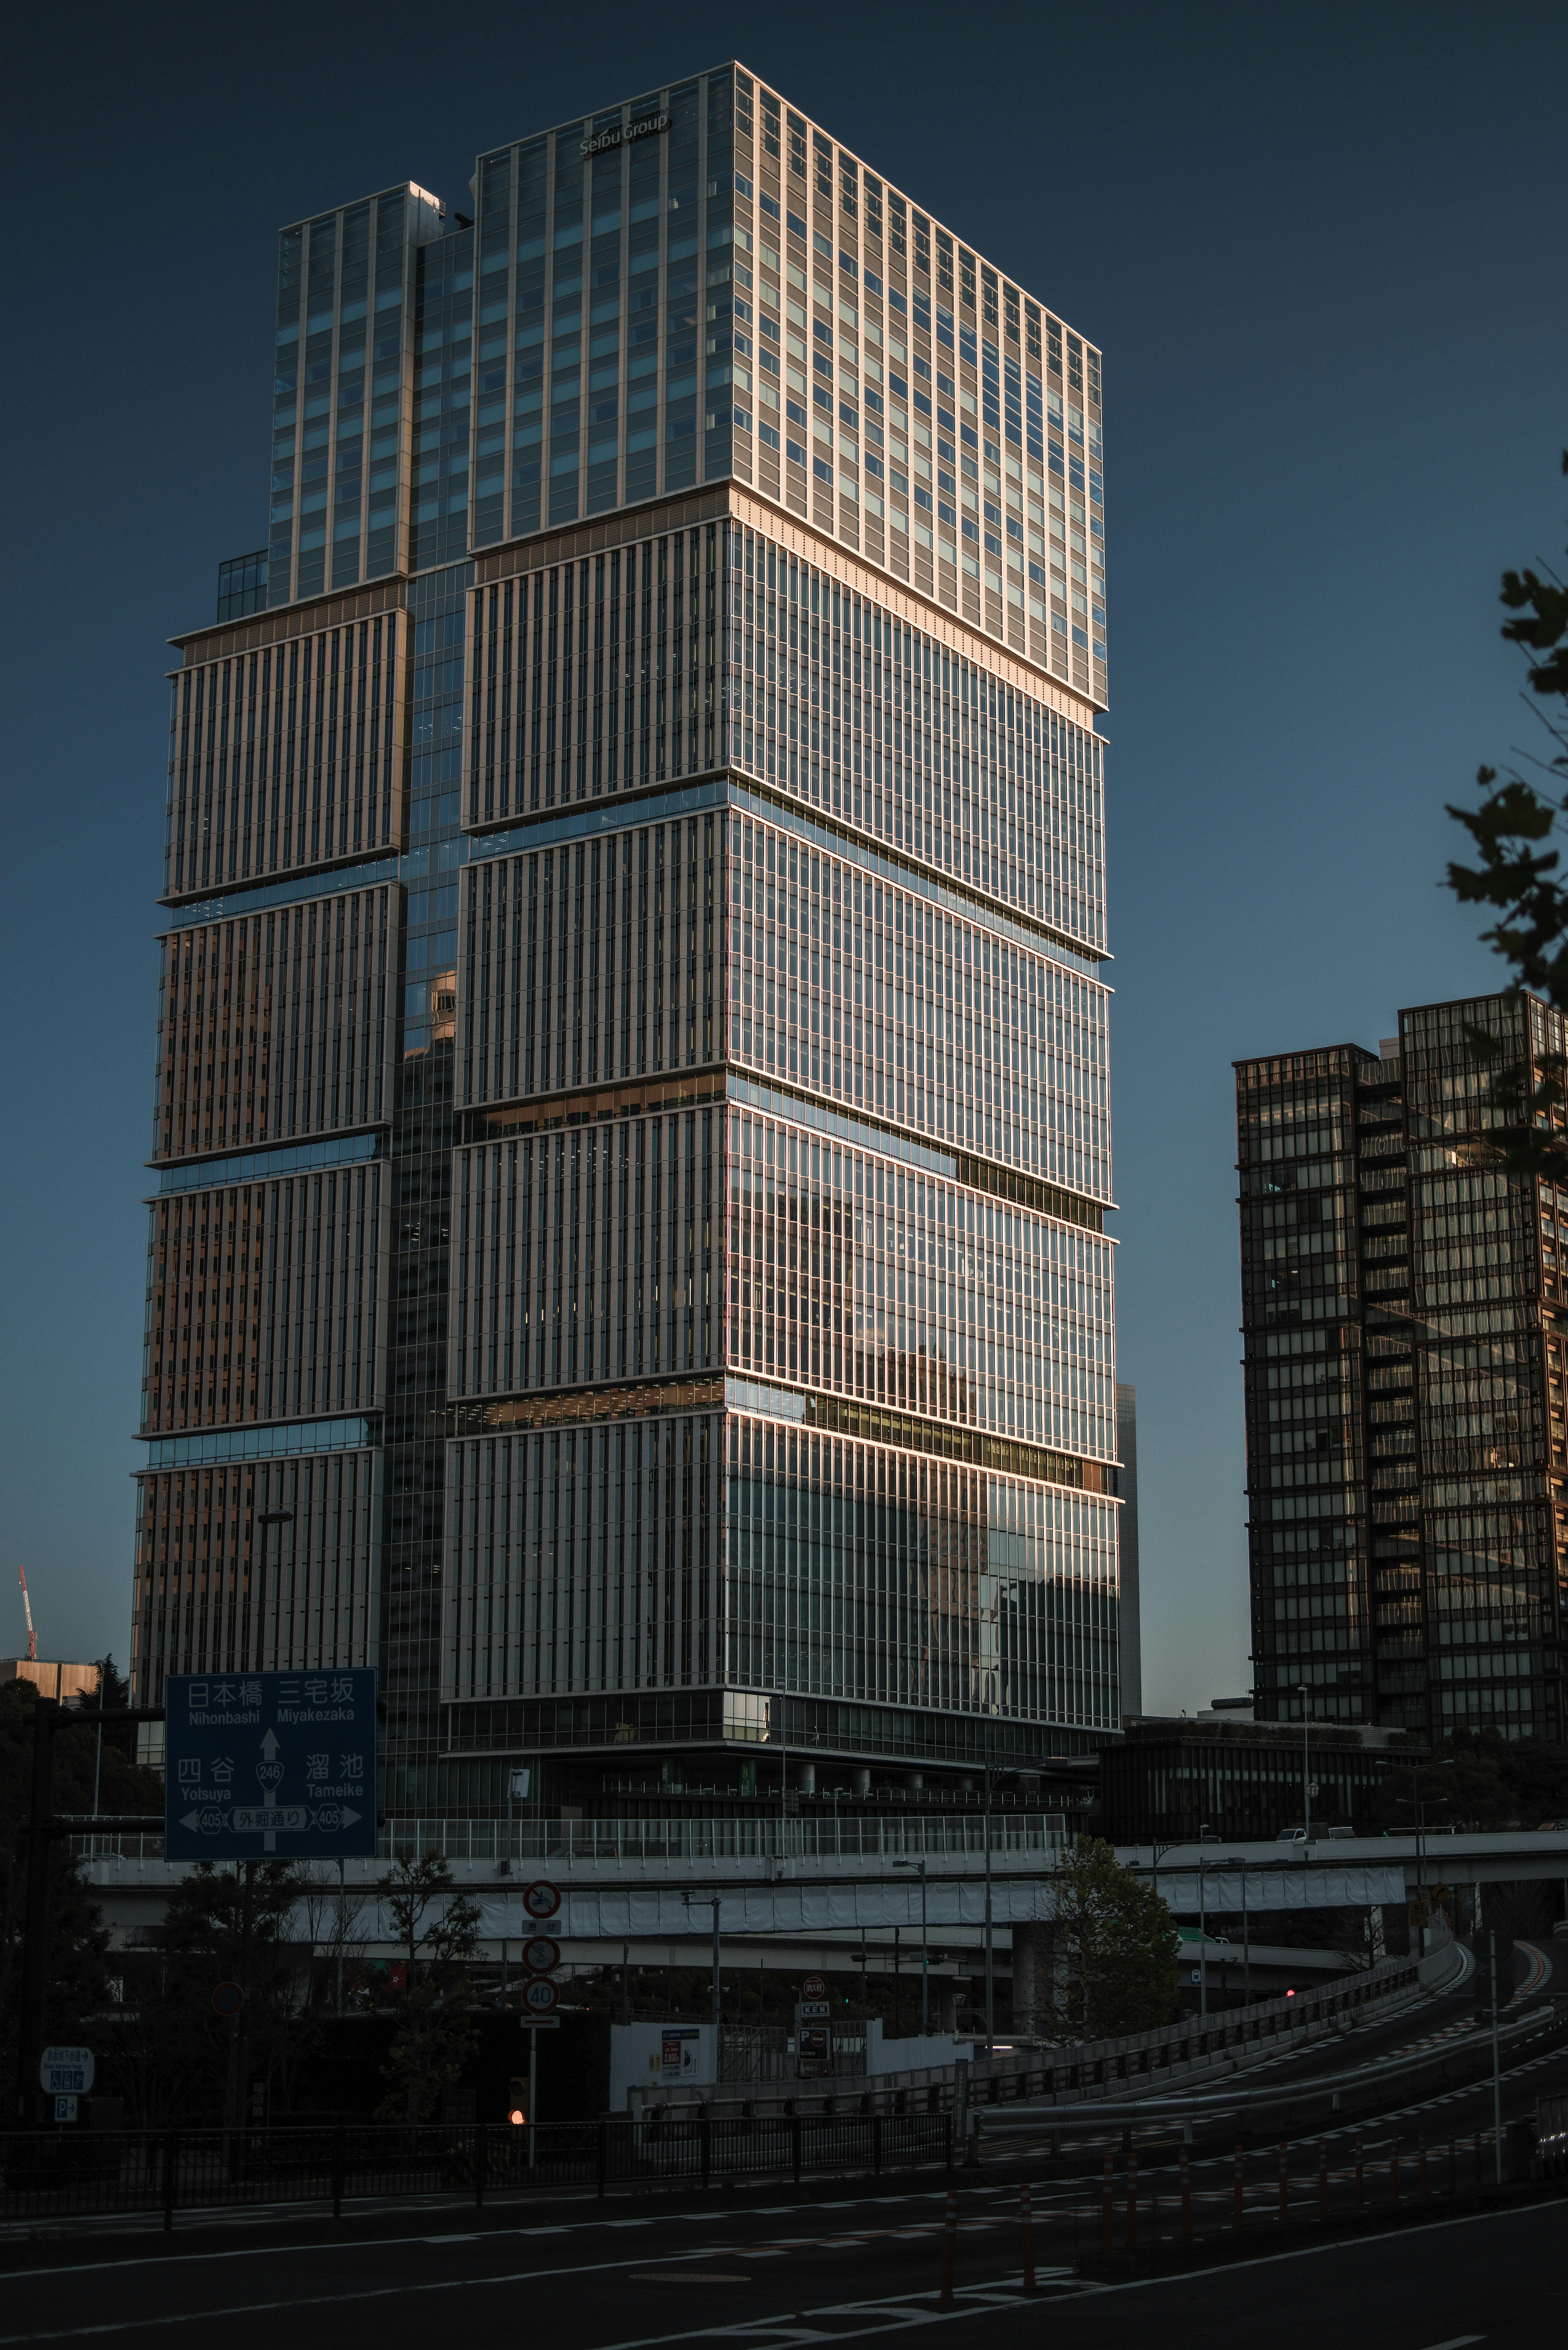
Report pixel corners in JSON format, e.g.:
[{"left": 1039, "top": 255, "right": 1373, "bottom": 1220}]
[{"left": 134, "top": 65, "right": 1120, "bottom": 1809}]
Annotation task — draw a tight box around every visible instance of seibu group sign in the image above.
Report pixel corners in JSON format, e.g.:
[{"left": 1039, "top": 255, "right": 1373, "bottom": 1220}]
[{"left": 581, "top": 111, "right": 669, "bottom": 161}]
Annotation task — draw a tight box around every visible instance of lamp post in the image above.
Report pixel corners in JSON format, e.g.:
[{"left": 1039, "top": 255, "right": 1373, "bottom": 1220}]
[
  {"left": 774, "top": 1688, "right": 790, "bottom": 1866},
  {"left": 252, "top": 1507, "right": 294, "bottom": 1672},
  {"left": 507, "top": 1765, "right": 531, "bottom": 1868},
  {"left": 1197, "top": 1829, "right": 1210, "bottom": 2020},
  {"left": 1296, "top": 1683, "right": 1312, "bottom": 1841},
  {"left": 893, "top": 1858, "right": 930, "bottom": 2033},
  {"left": 1396, "top": 1770, "right": 1452, "bottom": 1961},
  {"left": 979, "top": 1749, "right": 1000, "bottom": 2057}
]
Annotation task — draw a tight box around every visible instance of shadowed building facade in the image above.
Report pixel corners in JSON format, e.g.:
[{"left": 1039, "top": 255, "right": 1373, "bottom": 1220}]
[
  {"left": 1236, "top": 992, "right": 1568, "bottom": 1743},
  {"left": 133, "top": 66, "right": 1122, "bottom": 1813}
]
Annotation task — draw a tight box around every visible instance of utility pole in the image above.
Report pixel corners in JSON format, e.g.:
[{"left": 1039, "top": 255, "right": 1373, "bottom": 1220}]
[
  {"left": 17, "top": 1697, "right": 59, "bottom": 2125},
  {"left": 1490, "top": 1929, "right": 1503, "bottom": 2184},
  {"left": 1198, "top": 1846, "right": 1207, "bottom": 2020},
  {"left": 711, "top": 1896, "right": 722, "bottom": 2032},
  {"left": 895, "top": 1859, "right": 930, "bottom": 2033},
  {"left": 1242, "top": 1864, "right": 1251, "bottom": 2005},
  {"left": 983, "top": 1759, "right": 995, "bottom": 2056}
]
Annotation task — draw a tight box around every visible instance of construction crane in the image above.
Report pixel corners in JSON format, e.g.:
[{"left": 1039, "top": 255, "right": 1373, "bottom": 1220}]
[{"left": 18, "top": 1565, "right": 36, "bottom": 1662}]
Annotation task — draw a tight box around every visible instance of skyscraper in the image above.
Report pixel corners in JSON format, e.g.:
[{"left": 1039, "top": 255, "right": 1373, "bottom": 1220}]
[
  {"left": 134, "top": 66, "right": 1120, "bottom": 1813},
  {"left": 1235, "top": 992, "right": 1568, "bottom": 1742}
]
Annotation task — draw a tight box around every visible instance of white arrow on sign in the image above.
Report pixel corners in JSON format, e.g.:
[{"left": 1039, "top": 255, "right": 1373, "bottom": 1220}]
[
  {"left": 180, "top": 1805, "right": 361, "bottom": 1837},
  {"left": 261, "top": 1728, "right": 281, "bottom": 1761}
]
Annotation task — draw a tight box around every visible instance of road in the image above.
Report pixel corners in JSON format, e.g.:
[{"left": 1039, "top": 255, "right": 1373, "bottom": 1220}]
[
  {"left": 3, "top": 1937, "right": 1566, "bottom": 2349},
  {"left": 0, "top": 2185, "right": 1564, "bottom": 2349}
]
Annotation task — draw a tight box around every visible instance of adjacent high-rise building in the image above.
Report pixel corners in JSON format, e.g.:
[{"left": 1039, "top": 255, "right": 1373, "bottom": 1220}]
[
  {"left": 1235, "top": 992, "right": 1568, "bottom": 1742},
  {"left": 133, "top": 66, "right": 1121, "bottom": 1813},
  {"left": 1115, "top": 1382, "right": 1142, "bottom": 1717}
]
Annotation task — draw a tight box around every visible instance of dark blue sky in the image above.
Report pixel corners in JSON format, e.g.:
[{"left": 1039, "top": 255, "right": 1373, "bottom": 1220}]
[{"left": 3, "top": 1, "right": 1564, "bottom": 1703}]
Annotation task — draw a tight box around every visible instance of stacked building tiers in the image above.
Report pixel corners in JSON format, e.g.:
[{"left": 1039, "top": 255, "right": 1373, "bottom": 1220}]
[{"left": 134, "top": 63, "right": 1122, "bottom": 1813}]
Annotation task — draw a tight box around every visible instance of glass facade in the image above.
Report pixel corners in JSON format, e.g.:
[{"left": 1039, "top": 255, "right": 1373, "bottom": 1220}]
[
  {"left": 1236, "top": 992, "right": 1568, "bottom": 1740},
  {"left": 136, "top": 63, "right": 1120, "bottom": 1804},
  {"left": 472, "top": 69, "right": 1105, "bottom": 701}
]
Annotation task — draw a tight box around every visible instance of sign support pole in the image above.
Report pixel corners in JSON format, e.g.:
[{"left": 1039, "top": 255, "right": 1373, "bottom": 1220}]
[{"left": 528, "top": 2028, "right": 538, "bottom": 2171}]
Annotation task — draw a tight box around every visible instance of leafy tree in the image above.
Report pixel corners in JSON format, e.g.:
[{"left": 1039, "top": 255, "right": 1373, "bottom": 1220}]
[
  {"left": 0, "top": 1673, "right": 164, "bottom": 2115},
  {"left": 378, "top": 1850, "right": 483, "bottom": 1979},
  {"left": 375, "top": 1852, "right": 482, "bottom": 2122},
  {"left": 376, "top": 1977, "right": 479, "bottom": 2123},
  {"left": 1043, "top": 1836, "right": 1179, "bottom": 2041},
  {"left": 1370, "top": 1731, "right": 1568, "bottom": 1834},
  {"left": 111, "top": 1859, "right": 315, "bottom": 2123},
  {"left": 1446, "top": 451, "right": 1568, "bottom": 1169}
]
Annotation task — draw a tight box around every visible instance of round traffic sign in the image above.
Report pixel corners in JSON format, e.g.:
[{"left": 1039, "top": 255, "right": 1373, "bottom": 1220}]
[
  {"left": 521, "top": 1974, "right": 559, "bottom": 2016},
  {"left": 521, "top": 1934, "right": 560, "bottom": 1975},
  {"left": 522, "top": 1879, "right": 561, "bottom": 1921},
  {"left": 212, "top": 1982, "right": 245, "bottom": 2019},
  {"left": 802, "top": 1973, "right": 826, "bottom": 2000}
]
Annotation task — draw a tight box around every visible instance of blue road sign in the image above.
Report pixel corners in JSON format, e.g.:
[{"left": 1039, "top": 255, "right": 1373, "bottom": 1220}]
[{"left": 164, "top": 1670, "right": 377, "bottom": 1860}]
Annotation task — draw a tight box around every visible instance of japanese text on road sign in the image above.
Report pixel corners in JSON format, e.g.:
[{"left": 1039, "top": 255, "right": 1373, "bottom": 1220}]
[{"left": 164, "top": 1670, "right": 378, "bottom": 1860}]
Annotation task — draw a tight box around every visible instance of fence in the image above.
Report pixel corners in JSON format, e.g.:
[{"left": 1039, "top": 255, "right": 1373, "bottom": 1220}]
[
  {"left": 648, "top": 1956, "right": 1424, "bottom": 2118},
  {"left": 1061, "top": 2123, "right": 1542, "bottom": 2270},
  {"left": 0, "top": 2111, "right": 953, "bottom": 2230},
  {"left": 70, "top": 1813, "right": 1067, "bottom": 1869}
]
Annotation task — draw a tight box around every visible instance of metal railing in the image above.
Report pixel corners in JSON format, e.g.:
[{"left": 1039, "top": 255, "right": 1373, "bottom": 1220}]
[
  {"left": 644, "top": 1956, "right": 1426, "bottom": 2118},
  {"left": 71, "top": 1813, "right": 1069, "bottom": 1869},
  {"left": 0, "top": 2112, "right": 953, "bottom": 2229}
]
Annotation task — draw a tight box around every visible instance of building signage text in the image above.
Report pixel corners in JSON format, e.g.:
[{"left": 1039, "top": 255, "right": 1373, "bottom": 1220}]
[{"left": 581, "top": 112, "right": 669, "bottom": 160}]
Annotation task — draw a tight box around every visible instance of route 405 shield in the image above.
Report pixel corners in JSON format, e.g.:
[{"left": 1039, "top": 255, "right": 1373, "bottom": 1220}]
[{"left": 164, "top": 1670, "right": 378, "bottom": 1860}]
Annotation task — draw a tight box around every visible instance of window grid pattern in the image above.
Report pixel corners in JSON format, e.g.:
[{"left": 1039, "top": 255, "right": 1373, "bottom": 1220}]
[
  {"left": 409, "top": 229, "right": 476, "bottom": 576},
  {"left": 728, "top": 806, "right": 1109, "bottom": 1197},
  {"left": 141, "top": 1168, "right": 386, "bottom": 1436},
  {"left": 728, "top": 528, "right": 1104, "bottom": 949},
  {"left": 734, "top": 65, "right": 1103, "bottom": 691},
  {"left": 447, "top": 1414, "right": 722, "bottom": 1701},
  {"left": 445, "top": 1411, "right": 1116, "bottom": 1731},
  {"left": 452, "top": 1108, "right": 720, "bottom": 1398},
  {"left": 471, "top": 68, "right": 1106, "bottom": 700},
  {"left": 134, "top": 1451, "right": 380, "bottom": 1705},
  {"left": 726, "top": 1415, "right": 1118, "bottom": 1729},
  {"left": 468, "top": 535, "right": 720, "bottom": 825},
  {"left": 153, "top": 891, "right": 394, "bottom": 1163},
  {"left": 165, "top": 622, "right": 402, "bottom": 900},
  {"left": 475, "top": 79, "right": 731, "bottom": 548},
  {"left": 461, "top": 814, "right": 717, "bottom": 1109},
  {"left": 269, "top": 185, "right": 435, "bottom": 608},
  {"left": 727, "top": 1106, "right": 1115, "bottom": 1457}
]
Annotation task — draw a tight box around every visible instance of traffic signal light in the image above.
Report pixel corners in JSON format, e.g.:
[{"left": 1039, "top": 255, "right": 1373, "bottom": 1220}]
[{"left": 508, "top": 2076, "right": 528, "bottom": 2127}]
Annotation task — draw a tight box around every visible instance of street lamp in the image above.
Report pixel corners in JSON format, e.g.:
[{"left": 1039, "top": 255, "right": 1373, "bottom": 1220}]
[
  {"left": 1396, "top": 1761, "right": 1453, "bottom": 1960},
  {"left": 507, "top": 1766, "right": 531, "bottom": 1870},
  {"left": 252, "top": 1508, "right": 294, "bottom": 1671},
  {"left": 1296, "top": 1684, "right": 1312, "bottom": 1842},
  {"left": 893, "top": 1858, "right": 930, "bottom": 2033}
]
